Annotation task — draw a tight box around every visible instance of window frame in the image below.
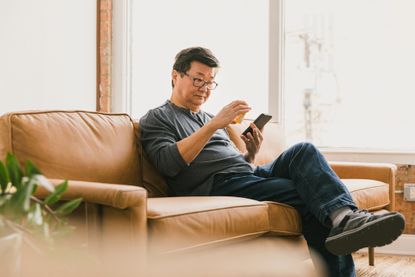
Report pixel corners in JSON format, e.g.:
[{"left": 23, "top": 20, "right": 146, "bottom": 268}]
[
  {"left": 112, "top": 0, "right": 283, "bottom": 122},
  {"left": 280, "top": 0, "right": 415, "bottom": 164},
  {"left": 111, "top": 0, "right": 415, "bottom": 164},
  {"left": 111, "top": 0, "right": 133, "bottom": 115}
]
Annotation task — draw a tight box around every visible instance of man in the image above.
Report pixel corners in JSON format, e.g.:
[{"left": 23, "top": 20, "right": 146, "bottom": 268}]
[{"left": 139, "top": 47, "right": 405, "bottom": 276}]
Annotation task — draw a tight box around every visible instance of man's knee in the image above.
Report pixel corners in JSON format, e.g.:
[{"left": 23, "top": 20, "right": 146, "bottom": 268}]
[{"left": 291, "top": 142, "right": 317, "bottom": 152}]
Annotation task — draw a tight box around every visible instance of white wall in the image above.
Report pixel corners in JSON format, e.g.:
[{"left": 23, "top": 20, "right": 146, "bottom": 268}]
[{"left": 0, "top": 0, "right": 96, "bottom": 115}]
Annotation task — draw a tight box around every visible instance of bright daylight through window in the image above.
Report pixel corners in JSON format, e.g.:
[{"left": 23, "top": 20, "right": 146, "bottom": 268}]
[
  {"left": 131, "top": 0, "right": 269, "bottom": 120},
  {"left": 284, "top": 0, "right": 415, "bottom": 151}
]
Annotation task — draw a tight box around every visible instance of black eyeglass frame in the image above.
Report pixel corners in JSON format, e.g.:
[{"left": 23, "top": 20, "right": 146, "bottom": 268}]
[{"left": 183, "top": 72, "right": 218, "bottom": 90}]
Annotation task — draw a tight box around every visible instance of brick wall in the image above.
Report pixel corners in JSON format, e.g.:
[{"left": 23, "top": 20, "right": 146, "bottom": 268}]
[
  {"left": 97, "top": 0, "right": 112, "bottom": 112},
  {"left": 395, "top": 165, "right": 415, "bottom": 234}
]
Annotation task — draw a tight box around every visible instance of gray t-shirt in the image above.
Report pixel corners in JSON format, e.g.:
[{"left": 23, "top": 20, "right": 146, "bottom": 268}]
[{"left": 139, "top": 100, "right": 254, "bottom": 196}]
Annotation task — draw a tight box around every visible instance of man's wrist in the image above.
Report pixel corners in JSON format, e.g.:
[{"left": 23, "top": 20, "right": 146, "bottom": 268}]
[
  {"left": 204, "top": 120, "right": 219, "bottom": 133},
  {"left": 244, "top": 152, "right": 255, "bottom": 163}
]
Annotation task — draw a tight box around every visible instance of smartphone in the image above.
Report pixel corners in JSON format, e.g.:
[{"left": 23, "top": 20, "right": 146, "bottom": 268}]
[{"left": 242, "top": 113, "right": 272, "bottom": 136}]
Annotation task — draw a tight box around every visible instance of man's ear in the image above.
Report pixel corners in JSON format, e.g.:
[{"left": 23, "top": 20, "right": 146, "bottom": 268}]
[{"left": 171, "top": 70, "right": 179, "bottom": 86}]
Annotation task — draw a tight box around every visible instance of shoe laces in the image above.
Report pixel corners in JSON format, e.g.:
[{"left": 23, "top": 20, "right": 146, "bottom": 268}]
[{"left": 353, "top": 209, "right": 369, "bottom": 215}]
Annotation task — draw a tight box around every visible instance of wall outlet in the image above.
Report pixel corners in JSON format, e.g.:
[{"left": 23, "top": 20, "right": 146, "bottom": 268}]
[{"left": 404, "top": 183, "right": 415, "bottom": 201}]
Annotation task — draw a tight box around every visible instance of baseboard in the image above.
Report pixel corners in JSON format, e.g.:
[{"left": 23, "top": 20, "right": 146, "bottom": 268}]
[{"left": 357, "top": 234, "right": 415, "bottom": 256}]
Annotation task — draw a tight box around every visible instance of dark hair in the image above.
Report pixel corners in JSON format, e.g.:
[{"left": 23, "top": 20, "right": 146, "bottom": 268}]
[
  {"left": 173, "top": 47, "right": 220, "bottom": 73},
  {"left": 171, "top": 47, "right": 219, "bottom": 88}
]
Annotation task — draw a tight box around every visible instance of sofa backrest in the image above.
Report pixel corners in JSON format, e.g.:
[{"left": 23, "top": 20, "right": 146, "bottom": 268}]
[
  {"left": 134, "top": 122, "right": 170, "bottom": 197},
  {"left": 0, "top": 110, "right": 141, "bottom": 186},
  {"left": 227, "top": 120, "right": 286, "bottom": 166},
  {"left": 137, "top": 120, "right": 286, "bottom": 197},
  {"left": 0, "top": 110, "right": 286, "bottom": 198}
]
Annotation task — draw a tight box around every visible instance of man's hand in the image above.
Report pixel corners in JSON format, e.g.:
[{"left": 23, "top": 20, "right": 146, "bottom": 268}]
[
  {"left": 178, "top": 100, "right": 250, "bottom": 165},
  {"left": 208, "top": 100, "right": 251, "bottom": 130},
  {"left": 241, "top": 122, "right": 263, "bottom": 163}
]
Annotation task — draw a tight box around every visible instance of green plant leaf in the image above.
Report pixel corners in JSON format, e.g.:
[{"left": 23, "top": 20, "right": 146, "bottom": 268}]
[
  {"left": 9, "top": 186, "right": 25, "bottom": 213},
  {"left": 30, "top": 202, "right": 43, "bottom": 226},
  {"left": 22, "top": 179, "right": 36, "bottom": 212},
  {"left": 6, "top": 153, "right": 23, "bottom": 189},
  {"left": 0, "top": 195, "right": 9, "bottom": 207},
  {"left": 1, "top": 153, "right": 82, "bottom": 247},
  {"left": 44, "top": 180, "right": 68, "bottom": 206},
  {"left": 25, "top": 160, "right": 41, "bottom": 177},
  {"left": 9, "top": 177, "right": 36, "bottom": 215},
  {"left": 0, "top": 161, "right": 9, "bottom": 194},
  {"left": 33, "top": 175, "right": 54, "bottom": 192},
  {"left": 55, "top": 198, "right": 83, "bottom": 216}
]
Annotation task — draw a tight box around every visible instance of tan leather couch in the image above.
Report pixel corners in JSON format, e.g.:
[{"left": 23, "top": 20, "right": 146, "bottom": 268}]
[{"left": 0, "top": 110, "right": 396, "bottom": 276}]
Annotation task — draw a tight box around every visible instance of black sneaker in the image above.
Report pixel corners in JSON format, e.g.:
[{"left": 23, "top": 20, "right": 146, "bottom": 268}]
[{"left": 325, "top": 210, "right": 405, "bottom": 255}]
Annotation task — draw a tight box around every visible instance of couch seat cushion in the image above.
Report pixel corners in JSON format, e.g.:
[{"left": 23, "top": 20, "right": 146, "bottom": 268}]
[
  {"left": 147, "top": 196, "right": 269, "bottom": 253},
  {"left": 343, "top": 179, "right": 390, "bottom": 211},
  {"left": 265, "top": 201, "right": 302, "bottom": 236}
]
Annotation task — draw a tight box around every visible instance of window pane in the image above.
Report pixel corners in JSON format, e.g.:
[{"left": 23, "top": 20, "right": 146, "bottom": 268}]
[
  {"left": 131, "top": 0, "right": 269, "bottom": 120},
  {"left": 284, "top": 0, "right": 415, "bottom": 150}
]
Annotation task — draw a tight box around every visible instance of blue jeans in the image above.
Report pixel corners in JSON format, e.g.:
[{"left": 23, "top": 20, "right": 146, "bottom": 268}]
[{"left": 211, "top": 142, "right": 358, "bottom": 277}]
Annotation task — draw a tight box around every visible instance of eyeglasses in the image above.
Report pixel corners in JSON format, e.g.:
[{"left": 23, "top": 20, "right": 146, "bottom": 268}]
[{"left": 183, "top": 72, "right": 218, "bottom": 90}]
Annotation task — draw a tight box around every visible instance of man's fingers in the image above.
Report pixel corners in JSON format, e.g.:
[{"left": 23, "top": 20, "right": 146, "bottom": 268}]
[
  {"left": 249, "top": 124, "right": 263, "bottom": 145},
  {"left": 247, "top": 132, "right": 254, "bottom": 141},
  {"left": 255, "top": 128, "right": 263, "bottom": 141},
  {"left": 228, "top": 101, "right": 251, "bottom": 112}
]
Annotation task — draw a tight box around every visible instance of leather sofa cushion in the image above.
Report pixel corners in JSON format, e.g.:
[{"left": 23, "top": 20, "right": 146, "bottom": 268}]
[
  {"left": 266, "top": 201, "right": 302, "bottom": 236},
  {"left": 147, "top": 178, "right": 390, "bottom": 254},
  {"left": 0, "top": 111, "right": 140, "bottom": 186},
  {"left": 343, "top": 179, "right": 390, "bottom": 211},
  {"left": 147, "top": 196, "right": 270, "bottom": 253},
  {"left": 264, "top": 179, "right": 389, "bottom": 237}
]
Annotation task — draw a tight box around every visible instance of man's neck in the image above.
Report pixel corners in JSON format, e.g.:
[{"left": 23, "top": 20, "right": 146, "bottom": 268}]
[{"left": 170, "top": 97, "right": 200, "bottom": 113}]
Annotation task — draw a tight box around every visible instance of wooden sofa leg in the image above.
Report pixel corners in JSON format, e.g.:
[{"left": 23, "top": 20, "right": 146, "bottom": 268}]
[{"left": 368, "top": 247, "right": 375, "bottom": 266}]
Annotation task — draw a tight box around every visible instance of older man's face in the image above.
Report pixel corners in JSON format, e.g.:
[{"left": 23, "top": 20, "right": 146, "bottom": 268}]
[{"left": 171, "top": 61, "right": 217, "bottom": 112}]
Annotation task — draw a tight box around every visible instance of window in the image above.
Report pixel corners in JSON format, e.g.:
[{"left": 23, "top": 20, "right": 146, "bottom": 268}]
[
  {"left": 283, "top": 0, "right": 415, "bottom": 151},
  {"left": 129, "top": 0, "right": 270, "bottom": 120}
]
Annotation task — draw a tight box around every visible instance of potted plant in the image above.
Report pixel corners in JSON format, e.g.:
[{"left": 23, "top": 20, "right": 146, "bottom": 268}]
[{"left": 0, "top": 153, "right": 82, "bottom": 276}]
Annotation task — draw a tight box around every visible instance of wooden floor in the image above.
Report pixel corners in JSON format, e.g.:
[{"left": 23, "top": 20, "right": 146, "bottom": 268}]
[{"left": 353, "top": 253, "right": 415, "bottom": 277}]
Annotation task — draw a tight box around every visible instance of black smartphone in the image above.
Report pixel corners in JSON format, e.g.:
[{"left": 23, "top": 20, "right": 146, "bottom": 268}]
[{"left": 242, "top": 113, "right": 272, "bottom": 136}]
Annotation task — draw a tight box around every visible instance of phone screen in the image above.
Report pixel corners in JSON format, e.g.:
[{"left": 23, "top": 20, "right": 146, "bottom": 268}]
[{"left": 242, "top": 113, "right": 272, "bottom": 136}]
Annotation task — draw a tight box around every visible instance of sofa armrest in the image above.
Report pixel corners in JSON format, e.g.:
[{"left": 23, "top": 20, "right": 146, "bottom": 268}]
[
  {"left": 35, "top": 179, "right": 147, "bottom": 209},
  {"left": 35, "top": 179, "right": 148, "bottom": 267},
  {"left": 329, "top": 161, "right": 396, "bottom": 210}
]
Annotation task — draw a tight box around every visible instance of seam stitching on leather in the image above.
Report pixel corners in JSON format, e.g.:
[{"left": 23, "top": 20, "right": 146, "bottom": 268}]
[
  {"left": 264, "top": 201, "right": 298, "bottom": 210},
  {"left": 148, "top": 204, "right": 268, "bottom": 220},
  {"left": 158, "top": 231, "right": 267, "bottom": 255},
  {"left": 349, "top": 185, "right": 387, "bottom": 193},
  {"left": 114, "top": 189, "right": 147, "bottom": 209},
  {"left": 365, "top": 204, "right": 390, "bottom": 211},
  {"left": 8, "top": 110, "right": 131, "bottom": 117},
  {"left": 268, "top": 230, "right": 302, "bottom": 236}
]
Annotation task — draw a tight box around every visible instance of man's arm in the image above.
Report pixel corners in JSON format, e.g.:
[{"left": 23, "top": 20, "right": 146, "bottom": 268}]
[
  {"left": 177, "top": 100, "right": 251, "bottom": 164},
  {"left": 176, "top": 121, "right": 217, "bottom": 164},
  {"left": 140, "top": 100, "right": 251, "bottom": 176}
]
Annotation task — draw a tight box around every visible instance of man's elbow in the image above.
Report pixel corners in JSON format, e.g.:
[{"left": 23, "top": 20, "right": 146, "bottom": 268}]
[{"left": 155, "top": 159, "right": 181, "bottom": 178}]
